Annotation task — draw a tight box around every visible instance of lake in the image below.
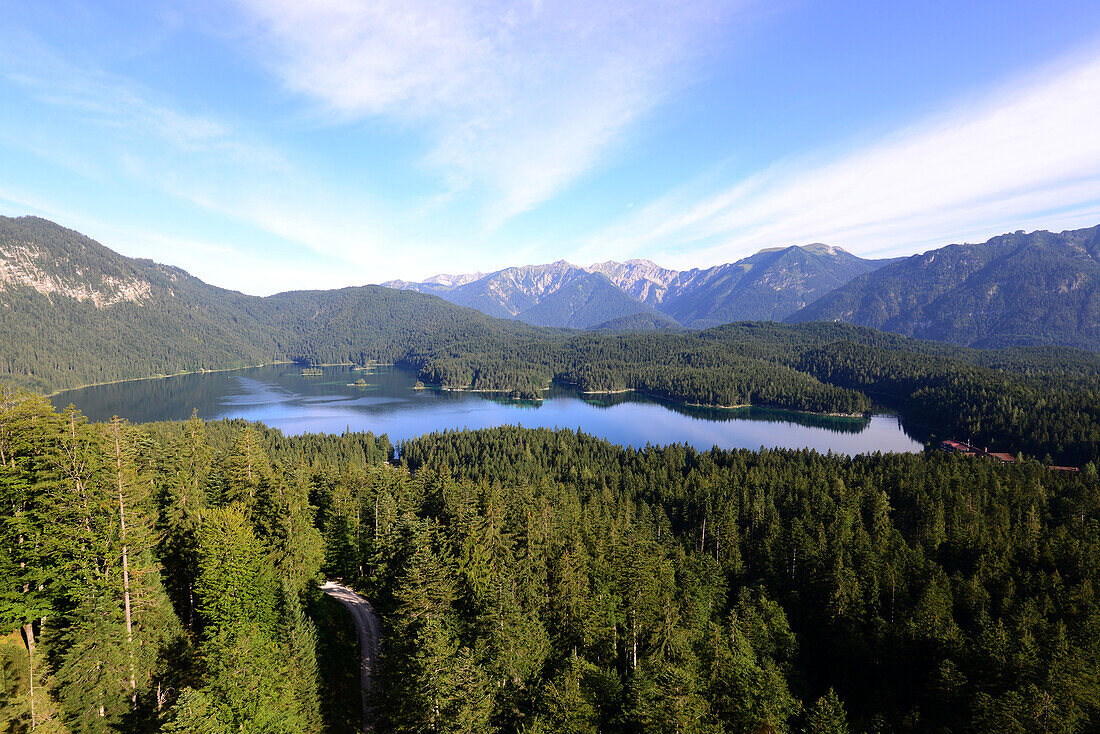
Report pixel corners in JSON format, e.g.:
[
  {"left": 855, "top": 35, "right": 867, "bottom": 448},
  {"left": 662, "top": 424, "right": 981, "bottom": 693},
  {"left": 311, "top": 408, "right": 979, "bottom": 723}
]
[{"left": 51, "top": 364, "right": 923, "bottom": 454}]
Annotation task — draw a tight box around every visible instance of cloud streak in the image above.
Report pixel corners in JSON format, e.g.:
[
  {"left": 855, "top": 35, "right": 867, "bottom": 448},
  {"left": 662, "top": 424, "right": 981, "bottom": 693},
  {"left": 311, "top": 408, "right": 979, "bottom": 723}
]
[
  {"left": 235, "top": 0, "right": 741, "bottom": 224},
  {"left": 0, "top": 31, "right": 412, "bottom": 287},
  {"left": 583, "top": 47, "right": 1100, "bottom": 266}
]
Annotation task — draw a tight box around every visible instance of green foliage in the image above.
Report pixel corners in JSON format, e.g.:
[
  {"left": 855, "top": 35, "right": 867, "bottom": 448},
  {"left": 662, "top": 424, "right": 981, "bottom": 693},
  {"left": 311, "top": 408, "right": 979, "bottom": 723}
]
[
  {"left": 806, "top": 689, "right": 849, "bottom": 734},
  {"left": 793, "top": 338, "right": 1100, "bottom": 463},
  {"left": 398, "top": 425, "right": 1100, "bottom": 732},
  {"left": 195, "top": 506, "right": 279, "bottom": 637}
]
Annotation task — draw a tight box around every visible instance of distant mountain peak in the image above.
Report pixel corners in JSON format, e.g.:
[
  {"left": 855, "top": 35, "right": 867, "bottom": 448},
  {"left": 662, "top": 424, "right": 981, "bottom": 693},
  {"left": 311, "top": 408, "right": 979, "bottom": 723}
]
[
  {"left": 584, "top": 259, "right": 680, "bottom": 305},
  {"left": 757, "top": 243, "right": 849, "bottom": 257},
  {"left": 587, "top": 257, "right": 663, "bottom": 269},
  {"left": 423, "top": 271, "right": 485, "bottom": 287},
  {"left": 658, "top": 244, "right": 887, "bottom": 327}
]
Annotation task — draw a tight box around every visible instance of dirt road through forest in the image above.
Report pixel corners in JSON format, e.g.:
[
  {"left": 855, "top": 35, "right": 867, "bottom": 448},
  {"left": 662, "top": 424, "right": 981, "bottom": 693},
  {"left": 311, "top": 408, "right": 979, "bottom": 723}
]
[{"left": 321, "top": 581, "right": 380, "bottom": 732}]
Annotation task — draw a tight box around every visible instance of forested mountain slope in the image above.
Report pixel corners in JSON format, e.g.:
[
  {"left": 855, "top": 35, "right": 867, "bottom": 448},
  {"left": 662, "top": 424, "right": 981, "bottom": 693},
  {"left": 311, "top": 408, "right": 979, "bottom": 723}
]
[
  {"left": 0, "top": 216, "right": 287, "bottom": 392},
  {"left": 792, "top": 226, "right": 1100, "bottom": 350},
  {"left": 0, "top": 216, "right": 546, "bottom": 393}
]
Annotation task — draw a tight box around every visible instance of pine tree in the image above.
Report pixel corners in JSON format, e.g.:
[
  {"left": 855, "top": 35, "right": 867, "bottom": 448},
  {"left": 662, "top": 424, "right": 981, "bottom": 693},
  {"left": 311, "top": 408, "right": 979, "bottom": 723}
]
[
  {"left": 223, "top": 426, "right": 271, "bottom": 513},
  {"left": 806, "top": 689, "right": 850, "bottom": 734},
  {"left": 174, "top": 505, "right": 316, "bottom": 732},
  {"left": 159, "top": 411, "right": 212, "bottom": 630},
  {"left": 548, "top": 531, "right": 592, "bottom": 656},
  {"left": 194, "top": 506, "right": 278, "bottom": 637},
  {"left": 44, "top": 414, "right": 186, "bottom": 731},
  {"left": 536, "top": 654, "right": 599, "bottom": 734},
  {"left": 271, "top": 469, "right": 325, "bottom": 591},
  {"left": 0, "top": 388, "right": 61, "bottom": 729},
  {"left": 281, "top": 582, "right": 322, "bottom": 732}
]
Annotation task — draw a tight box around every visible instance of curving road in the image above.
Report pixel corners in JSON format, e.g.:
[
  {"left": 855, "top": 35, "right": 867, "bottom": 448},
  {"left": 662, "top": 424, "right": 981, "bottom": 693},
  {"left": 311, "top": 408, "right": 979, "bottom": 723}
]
[{"left": 321, "top": 581, "right": 380, "bottom": 732}]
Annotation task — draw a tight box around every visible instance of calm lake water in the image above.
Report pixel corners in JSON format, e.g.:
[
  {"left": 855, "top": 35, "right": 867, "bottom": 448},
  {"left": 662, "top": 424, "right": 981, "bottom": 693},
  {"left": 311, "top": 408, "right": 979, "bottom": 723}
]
[{"left": 52, "top": 364, "right": 922, "bottom": 454}]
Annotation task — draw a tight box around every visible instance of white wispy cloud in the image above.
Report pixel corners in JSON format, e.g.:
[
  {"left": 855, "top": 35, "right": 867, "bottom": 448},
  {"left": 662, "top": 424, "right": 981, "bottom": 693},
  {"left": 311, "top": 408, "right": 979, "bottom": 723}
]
[
  {"left": 0, "top": 31, "right": 411, "bottom": 285},
  {"left": 234, "top": 0, "right": 742, "bottom": 224},
  {"left": 579, "top": 47, "right": 1100, "bottom": 266}
]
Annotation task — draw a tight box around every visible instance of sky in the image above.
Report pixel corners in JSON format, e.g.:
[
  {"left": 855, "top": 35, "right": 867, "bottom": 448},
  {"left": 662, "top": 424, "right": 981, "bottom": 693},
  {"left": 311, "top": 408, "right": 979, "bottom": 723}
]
[{"left": 2, "top": 0, "right": 1100, "bottom": 295}]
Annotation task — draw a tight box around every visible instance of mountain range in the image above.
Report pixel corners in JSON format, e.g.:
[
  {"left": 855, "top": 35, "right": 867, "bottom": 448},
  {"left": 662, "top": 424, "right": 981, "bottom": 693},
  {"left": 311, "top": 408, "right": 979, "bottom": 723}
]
[
  {"left": 383, "top": 244, "right": 892, "bottom": 329},
  {"left": 2, "top": 215, "right": 1098, "bottom": 397},
  {"left": 383, "top": 227, "right": 1100, "bottom": 351},
  {"left": 386, "top": 260, "right": 672, "bottom": 329}
]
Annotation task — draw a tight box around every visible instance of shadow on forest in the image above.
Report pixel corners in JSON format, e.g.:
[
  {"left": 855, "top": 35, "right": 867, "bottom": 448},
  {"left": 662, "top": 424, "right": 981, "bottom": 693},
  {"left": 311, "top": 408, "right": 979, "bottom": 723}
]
[{"left": 308, "top": 590, "right": 363, "bottom": 734}]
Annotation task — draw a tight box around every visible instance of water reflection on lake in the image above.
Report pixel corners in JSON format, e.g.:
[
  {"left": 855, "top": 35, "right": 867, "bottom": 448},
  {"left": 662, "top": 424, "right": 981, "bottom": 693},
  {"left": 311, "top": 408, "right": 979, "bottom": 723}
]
[{"left": 52, "top": 364, "right": 922, "bottom": 454}]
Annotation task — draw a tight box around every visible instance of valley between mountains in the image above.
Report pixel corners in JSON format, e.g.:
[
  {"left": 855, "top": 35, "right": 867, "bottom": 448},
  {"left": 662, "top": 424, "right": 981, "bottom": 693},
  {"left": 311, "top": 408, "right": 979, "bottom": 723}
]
[{"left": 1, "top": 214, "right": 1098, "bottom": 467}]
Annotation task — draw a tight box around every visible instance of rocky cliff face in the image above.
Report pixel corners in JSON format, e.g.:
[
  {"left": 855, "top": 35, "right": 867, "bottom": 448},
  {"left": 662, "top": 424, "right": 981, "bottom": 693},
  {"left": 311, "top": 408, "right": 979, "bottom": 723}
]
[
  {"left": 585, "top": 259, "right": 680, "bottom": 304},
  {"left": 0, "top": 223, "right": 153, "bottom": 307}
]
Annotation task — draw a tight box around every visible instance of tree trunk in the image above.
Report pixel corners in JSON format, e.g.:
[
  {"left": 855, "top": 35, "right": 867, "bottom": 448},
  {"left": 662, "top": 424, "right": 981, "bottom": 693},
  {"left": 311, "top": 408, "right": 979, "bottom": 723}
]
[
  {"left": 114, "top": 422, "right": 138, "bottom": 709},
  {"left": 97, "top": 661, "right": 106, "bottom": 717},
  {"left": 69, "top": 412, "right": 92, "bottom": 536},
  {"left": 612, "top": 619, "right": 618, "bottom": 669},
  {"left": 22, "top": 623, "right": 35, "bottom": 729},
  {"left": 631, "top": 609, "right": 637, "bottom": 670},
  {"left": 246, "top": 433, "right": 254, "bottom": 493}
]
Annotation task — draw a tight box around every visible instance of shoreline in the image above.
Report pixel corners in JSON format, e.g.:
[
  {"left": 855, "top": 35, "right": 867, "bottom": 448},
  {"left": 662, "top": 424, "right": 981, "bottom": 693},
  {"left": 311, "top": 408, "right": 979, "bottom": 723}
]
[
  {"left": 656, "top": 395, "right": 863, "bottom": 419},
  {"left": 46, "top": 360, "right": 401, "bottom": 397},
  {"left": 46, "top": 361, "right": 295, "bottom": 398},
  {"left": 432, "top": 385, "right": 549, "bottom": 400}
]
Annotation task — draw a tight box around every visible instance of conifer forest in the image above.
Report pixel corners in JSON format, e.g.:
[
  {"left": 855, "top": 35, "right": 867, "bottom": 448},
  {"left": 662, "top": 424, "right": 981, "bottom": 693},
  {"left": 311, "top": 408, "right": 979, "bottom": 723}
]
[{"left": 3, "top": 388, "right": 1099, "bottom": 732}]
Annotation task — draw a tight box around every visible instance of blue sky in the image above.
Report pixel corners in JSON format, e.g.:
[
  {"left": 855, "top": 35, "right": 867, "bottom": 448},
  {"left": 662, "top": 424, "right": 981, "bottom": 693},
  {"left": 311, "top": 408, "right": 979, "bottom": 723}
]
[{"left": 2, "top": 0, "right": 1100, "bottom": 295}]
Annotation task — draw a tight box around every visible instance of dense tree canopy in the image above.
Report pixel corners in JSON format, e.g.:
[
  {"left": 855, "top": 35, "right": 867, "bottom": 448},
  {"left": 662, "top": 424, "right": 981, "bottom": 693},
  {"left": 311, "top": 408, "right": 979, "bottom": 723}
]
[{"left": 3, "top": 391, "right": 1098, "bottom": 732}]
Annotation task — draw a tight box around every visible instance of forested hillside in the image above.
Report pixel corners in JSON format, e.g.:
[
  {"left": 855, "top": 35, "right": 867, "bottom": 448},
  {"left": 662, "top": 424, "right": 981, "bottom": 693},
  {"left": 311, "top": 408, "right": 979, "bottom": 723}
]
[
  {"left": 0, "top": 216, "right": 287, "bottom": 393},
  {"left": 3, "top": 395, "right": 1099, "bottom": 732},
  {"left": 793, "top": 226, "right": 1100, "bottom": 350}
]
